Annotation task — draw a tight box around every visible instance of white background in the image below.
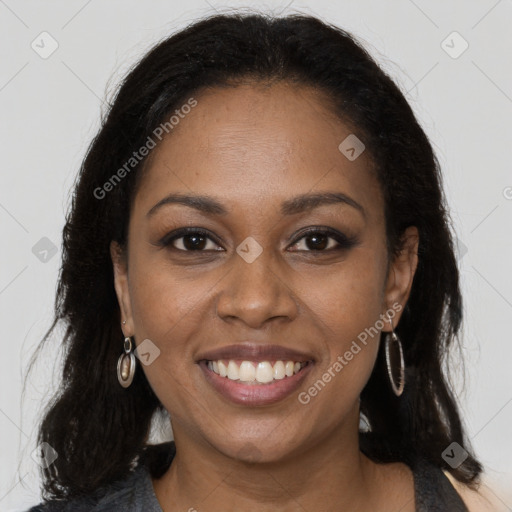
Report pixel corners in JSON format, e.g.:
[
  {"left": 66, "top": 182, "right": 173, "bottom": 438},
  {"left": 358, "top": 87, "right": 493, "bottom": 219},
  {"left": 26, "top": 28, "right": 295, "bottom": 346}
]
[{"left": 1, "top": 1, "right": 511, "bottom": 510}]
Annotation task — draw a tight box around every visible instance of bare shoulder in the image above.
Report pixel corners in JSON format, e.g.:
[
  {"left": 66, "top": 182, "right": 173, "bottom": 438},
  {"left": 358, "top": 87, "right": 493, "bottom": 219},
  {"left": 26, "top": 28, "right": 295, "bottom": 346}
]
[{"left": 444, "top": 471, "right": 503, "bottom": 512}]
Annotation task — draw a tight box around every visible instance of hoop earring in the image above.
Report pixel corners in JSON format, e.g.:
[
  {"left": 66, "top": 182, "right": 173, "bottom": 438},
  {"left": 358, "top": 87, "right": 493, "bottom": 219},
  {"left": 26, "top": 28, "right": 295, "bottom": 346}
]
[
  {"left": 384, "top": 317, "right": 405, "bottom": 397},
  {"left": 117, "top": 336, "right": 136, "bottom": 388}
]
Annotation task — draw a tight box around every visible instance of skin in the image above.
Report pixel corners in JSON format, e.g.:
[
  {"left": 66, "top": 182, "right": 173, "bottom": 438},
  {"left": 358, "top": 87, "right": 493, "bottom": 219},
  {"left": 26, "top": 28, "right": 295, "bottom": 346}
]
[
  {"left": 446, "top": 473, "right": 498, "bottom": 511},
  {"left": 111, "top": 81, "right": 420, "bottom": 511}
]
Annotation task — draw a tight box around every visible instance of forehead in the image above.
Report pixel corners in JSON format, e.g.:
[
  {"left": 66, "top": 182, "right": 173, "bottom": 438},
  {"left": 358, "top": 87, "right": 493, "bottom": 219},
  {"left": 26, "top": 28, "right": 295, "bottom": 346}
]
[{"left": 134, "top": 82, "right": 383, "bottom": 220}]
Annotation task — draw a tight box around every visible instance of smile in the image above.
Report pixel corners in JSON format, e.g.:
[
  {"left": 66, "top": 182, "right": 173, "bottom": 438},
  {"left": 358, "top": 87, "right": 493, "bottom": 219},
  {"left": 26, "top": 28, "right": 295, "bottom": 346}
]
[
  {"left": 206, "top": 359, "right": 310, "bottom": 384},
  {"left": 198, "top": 358, "right": 314, "bottom": 406}
]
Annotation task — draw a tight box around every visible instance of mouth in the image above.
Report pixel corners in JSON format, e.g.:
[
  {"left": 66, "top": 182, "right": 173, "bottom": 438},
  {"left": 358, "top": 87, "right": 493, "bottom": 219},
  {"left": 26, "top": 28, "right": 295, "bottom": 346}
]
[
  {"left": 196, "top": 343, "right": 315, "bottom": 405},
  {"left": 203, "top": 358, "right": 312, "bottom": 384}
]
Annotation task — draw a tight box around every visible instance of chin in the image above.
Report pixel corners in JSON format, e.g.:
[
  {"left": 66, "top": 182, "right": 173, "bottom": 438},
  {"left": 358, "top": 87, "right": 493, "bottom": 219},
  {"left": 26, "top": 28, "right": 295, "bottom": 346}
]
[{"left": 211, "top": 433, "right": 301, "bottom": 466}]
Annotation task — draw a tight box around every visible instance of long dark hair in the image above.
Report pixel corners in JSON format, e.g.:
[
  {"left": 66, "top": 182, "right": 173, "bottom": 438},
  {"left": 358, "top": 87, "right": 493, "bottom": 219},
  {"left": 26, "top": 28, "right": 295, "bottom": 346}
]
[{"left": 27, "top": 11, "right": 482, "bottom": 501}]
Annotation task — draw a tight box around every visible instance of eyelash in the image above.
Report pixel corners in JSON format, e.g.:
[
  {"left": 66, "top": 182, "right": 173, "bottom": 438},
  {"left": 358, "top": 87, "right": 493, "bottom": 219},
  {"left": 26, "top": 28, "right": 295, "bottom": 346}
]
[{"left": 157, "top": 226, "right": 358, "bottom": 254}]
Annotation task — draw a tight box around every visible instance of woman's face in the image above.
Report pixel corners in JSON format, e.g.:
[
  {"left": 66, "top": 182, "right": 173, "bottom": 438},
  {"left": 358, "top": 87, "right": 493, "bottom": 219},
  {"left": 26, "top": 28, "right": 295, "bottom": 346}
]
[{"left": 112, "top": 82, "right": 418, "bottom": 463}]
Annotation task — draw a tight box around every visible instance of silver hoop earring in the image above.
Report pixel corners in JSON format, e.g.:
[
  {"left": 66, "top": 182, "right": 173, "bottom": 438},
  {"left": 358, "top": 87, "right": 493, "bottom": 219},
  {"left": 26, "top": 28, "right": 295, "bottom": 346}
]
[
  {"left": 117, "top": 336, "right": 136, "bottom": 388},
  {"left": 384, "top": 318, "right": 405, "bottom": 397}
]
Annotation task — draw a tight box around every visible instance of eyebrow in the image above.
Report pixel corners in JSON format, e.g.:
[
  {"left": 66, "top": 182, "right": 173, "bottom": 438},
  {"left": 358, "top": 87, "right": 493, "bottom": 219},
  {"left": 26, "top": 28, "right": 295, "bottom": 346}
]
[{"left": 146, "top": 191, "right": 366, "bottom": 218}]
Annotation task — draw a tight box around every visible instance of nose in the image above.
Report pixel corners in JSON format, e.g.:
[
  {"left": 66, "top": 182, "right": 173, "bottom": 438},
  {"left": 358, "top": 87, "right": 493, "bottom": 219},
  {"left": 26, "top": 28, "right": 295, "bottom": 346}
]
[{"left": 215, "top": 247, "right": 298, "bottom": 329}]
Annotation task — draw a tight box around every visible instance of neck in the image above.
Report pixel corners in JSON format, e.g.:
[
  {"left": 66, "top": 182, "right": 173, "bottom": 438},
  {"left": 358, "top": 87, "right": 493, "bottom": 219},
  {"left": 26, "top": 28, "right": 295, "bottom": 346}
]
[{"left": 152, "top": 410, "right": 390, "bottom": 512}]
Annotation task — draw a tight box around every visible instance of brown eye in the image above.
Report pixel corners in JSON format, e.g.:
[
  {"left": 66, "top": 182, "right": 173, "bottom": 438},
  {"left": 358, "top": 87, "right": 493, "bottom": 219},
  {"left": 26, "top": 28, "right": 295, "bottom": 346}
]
[
  {"left": 159, "top": 228, "right": 223, "bottom": 252},
  {"left": 289, "top": 227, "right": 358, "bottom": 252}
]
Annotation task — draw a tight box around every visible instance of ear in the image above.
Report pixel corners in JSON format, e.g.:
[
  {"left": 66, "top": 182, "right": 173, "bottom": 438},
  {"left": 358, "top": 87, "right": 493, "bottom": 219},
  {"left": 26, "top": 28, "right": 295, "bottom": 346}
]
[
  {"left": 110, "top": 240, "right": 134, "bottom": 336},
  {"left": 382, "top": 226, "right": 419, "bottom": 332}
]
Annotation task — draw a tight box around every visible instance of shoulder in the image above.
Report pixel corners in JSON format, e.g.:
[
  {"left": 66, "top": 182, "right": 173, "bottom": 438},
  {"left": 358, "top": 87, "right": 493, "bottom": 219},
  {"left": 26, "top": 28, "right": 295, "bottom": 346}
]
[
  {"left": 411, "top": 458, "right": 470, "bottom": 511},
  {"left": 443, "top": 470, "right": 502, "bottom": 512},
  {"left": 411, "top": 459, "right": 502, "bottom": 512},
  {"left": 26, "top": 463, "right": 160, "bottom": 512},
  {"left": 26, "top": 442, "right": 174, "bottom": 512}
]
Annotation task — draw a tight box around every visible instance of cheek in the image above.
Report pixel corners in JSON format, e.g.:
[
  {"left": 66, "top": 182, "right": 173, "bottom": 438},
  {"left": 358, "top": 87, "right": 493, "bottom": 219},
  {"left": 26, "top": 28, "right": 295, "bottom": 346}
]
[
  {"left": 126, "top": 264, "right": 203, "bottom": 415},
  {"left": 126, "top": 253, "right": 226, "bottom": 398},
  {"left": 128, "top": 256, "right": 210, "bottom": 337},
  {"left": 127, "top": 235, "right": 387, "bottom": 412},
  {"left": 301, "top": 256, "right": 386, "bottom": 337},
  {"left": 296, "top": 256, "right": 386, "bottom": 395}
]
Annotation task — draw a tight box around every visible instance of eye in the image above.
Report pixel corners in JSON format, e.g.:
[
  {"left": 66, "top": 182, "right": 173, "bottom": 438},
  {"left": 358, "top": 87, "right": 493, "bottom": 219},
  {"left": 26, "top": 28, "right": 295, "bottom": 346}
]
[
  {"left": 288, "top": 227, "right": 358, "bottom": 252},
  {"left": 158, "top": 228, "right": 224, "bottom": 252},
  {"left": 157, "top": 226, "right": 358, "bottom": 254}
]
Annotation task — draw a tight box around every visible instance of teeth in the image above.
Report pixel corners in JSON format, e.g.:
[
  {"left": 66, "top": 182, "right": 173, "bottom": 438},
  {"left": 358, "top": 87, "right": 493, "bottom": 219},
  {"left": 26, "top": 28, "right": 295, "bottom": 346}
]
[
  {"left": 256, "top": 362, "right": 274, "bottom": 383},
  {"left": 218, "top": 361, "right": 227, "bottom": 377},
  {"left": 227, "top": 360, "right": 239, "bottom": 380},
  {"left": 239, "top": 361, "right": 255, "bottom": 381},
  {"left": 273, "top": 361, "right": 285, "bottom": 380},
  {"left": 208, "top": 359, "right": 308, "bottom": 383}
]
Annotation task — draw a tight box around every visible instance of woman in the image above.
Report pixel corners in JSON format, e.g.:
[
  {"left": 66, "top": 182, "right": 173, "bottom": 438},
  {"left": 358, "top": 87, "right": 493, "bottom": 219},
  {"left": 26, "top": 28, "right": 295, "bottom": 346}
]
[{"left": 27, "top": 11, "right": 487, "bottom": 511}]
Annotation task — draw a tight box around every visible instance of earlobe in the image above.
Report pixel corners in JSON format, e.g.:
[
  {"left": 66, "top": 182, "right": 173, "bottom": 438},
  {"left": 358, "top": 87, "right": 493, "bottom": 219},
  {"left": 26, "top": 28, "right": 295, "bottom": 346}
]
[
  {"left": 110, "top": 241, "right": 134, "bottom": 334},
  {"left": 383, "top": 226, "right": 419, "bottom": 330}
]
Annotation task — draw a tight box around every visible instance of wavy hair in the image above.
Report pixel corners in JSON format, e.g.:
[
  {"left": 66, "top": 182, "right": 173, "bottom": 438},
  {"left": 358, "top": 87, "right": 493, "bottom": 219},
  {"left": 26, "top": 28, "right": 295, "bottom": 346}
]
[{"left": 27, "top": 11, "right": 482, "bottom": 501}]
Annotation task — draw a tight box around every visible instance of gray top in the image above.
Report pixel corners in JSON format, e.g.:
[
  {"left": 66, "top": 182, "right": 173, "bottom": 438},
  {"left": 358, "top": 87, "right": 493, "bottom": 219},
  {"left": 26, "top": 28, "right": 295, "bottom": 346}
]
[{"left": 27, "top": 443, "right": 468, "bottom": 511}]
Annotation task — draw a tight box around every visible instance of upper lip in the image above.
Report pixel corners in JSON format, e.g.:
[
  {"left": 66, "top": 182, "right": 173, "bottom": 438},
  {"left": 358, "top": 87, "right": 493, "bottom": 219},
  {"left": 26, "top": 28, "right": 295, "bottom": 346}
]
[{"left": 196, "top": 343, "right": 314, "bottom": 362}]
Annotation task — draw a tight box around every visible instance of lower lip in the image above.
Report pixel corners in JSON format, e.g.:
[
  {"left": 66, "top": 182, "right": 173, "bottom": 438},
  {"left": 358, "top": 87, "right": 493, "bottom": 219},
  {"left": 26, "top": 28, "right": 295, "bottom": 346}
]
[{"left": 198, "top": 360, "right": 314, "bottom": 406}]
